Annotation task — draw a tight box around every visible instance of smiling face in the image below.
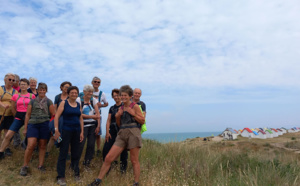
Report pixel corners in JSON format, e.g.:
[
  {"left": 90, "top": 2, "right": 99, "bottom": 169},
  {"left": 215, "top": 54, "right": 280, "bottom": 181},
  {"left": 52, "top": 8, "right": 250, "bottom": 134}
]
[
  {"left": 133, "top": 88, "right": 142, "bottom": 101},
  {"left": 83, "top": 90, "right": 93, "bottom": 99},
  {"left": 29, "top": 80, "right": 37, "bottom": 89},
  {"left": 61, "top": 83, "right": 71, "bottom": 94},
  {"left": 68, "top": 89, "right": 79, "bottom": 100},
  {"left": 112, "top": 92, "right": 121, "bottom": 104},
  {"left": 92, "top": 79, "right": 101, "bottom": 89},
  {"left": 38, "top": 88, "right": 47, "bottom": 98},
  {"left": 121, "top": 92, "right": 131, "bottom": 104},
  {"left": 5, "top": 75, "right": 15, "bottom": 87},
  {"left": 19, "top": 81, "right": 29, "bottom": 91}
]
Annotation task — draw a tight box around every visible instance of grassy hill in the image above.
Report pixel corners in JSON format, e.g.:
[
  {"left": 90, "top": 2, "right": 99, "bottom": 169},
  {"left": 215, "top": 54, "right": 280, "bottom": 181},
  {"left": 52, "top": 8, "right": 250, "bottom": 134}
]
[{"left": 1, "top": 132, "right": 300, "bottom": 185}]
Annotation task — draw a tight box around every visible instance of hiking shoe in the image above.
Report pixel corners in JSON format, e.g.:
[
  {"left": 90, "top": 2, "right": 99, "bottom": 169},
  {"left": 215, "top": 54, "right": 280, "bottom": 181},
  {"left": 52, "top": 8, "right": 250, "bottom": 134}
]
[
  {"left": 20, "top": 166, "right": 28, "bottom": 176},
  {"left": 57, "top": 178, "right": 67, "bottom": 186},
  {"left": 38, "top": 165, "right": 46, "bottom": 172},
  {"left": 0, "top": 152, "right": 4, "bottom": 160},
  {"left": 88, "top": 178, "right": 102, "bottom": 186},
  {"left": 133, "top": 182, "right": 139, "bottom": 186},
  {"left": 5, "top": 148, "right": 12, "bottom": 156}
]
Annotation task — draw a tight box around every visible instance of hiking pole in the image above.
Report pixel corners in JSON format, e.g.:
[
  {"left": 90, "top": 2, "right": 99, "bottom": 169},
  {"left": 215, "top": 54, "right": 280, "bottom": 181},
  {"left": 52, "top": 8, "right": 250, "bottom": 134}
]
[{"left": 0, "top": 108, "right": 7, "bottom": 126}]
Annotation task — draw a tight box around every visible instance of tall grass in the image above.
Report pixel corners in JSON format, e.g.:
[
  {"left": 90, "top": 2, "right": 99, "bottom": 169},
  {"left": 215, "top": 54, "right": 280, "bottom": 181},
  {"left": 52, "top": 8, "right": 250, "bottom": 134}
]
[{"left": 1, "top": 138, "right": 300, "bottom": 185}]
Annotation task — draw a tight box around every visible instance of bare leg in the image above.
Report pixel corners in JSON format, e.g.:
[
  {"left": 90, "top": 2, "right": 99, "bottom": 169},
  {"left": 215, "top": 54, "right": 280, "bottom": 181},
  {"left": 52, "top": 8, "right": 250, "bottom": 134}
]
[
  {"left": 46, "top": 136, "right": 55, "bottom": 153},
  {"left": 97, "top": 145, "right": 124, "bottom": 179},
  {"left": 130, "top": 147, "right": 140, "bottom": 183},
  {"left": 96, "top": 135, "right": 101, "bottom": 151},
  {"left": 24, "top": 137, "right": 37, "bottom": 166},
  {"left": 38, "top": 139, "right": 47, "bottom": 167},
  {"left": 0, "top": 130, "right": 15, "bottom": 152}
]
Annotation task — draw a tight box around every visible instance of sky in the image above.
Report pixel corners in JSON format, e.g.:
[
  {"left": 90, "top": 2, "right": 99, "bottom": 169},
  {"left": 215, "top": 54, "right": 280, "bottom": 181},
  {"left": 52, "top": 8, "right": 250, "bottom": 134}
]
[{"left": 1, "top": 0, "right": 300, "bottom": 133}]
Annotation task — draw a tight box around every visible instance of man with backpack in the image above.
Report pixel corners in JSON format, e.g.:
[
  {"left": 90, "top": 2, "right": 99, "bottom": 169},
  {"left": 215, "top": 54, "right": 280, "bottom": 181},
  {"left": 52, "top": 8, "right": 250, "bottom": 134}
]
[{"left": 91, "top": 76, "right": 108, "bottom": 157}]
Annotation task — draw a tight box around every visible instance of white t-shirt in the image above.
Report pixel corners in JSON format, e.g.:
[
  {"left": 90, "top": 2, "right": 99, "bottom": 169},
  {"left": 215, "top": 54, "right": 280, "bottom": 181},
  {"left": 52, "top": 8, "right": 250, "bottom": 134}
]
[
  {"left": 76, "top": 97, "right": 98, "bottom": 127},
  {"left": 93, "top": 90, "right": 107, "bottom": 110}
]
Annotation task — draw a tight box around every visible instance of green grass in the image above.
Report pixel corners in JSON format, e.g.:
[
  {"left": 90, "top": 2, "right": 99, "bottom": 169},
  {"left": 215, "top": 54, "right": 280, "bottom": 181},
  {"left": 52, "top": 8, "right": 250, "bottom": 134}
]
[{"left": 1, "top": 137, "right": 300, "bottom": 185}]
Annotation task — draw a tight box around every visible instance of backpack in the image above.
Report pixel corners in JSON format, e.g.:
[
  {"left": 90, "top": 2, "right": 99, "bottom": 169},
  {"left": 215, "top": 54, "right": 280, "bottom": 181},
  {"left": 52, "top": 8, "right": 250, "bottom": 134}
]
[
  {"left": 121, "top": 102, "right": 147, "bottom": 134},
  {"left": 16, "top": 93, "right": 33, "bottom": 107},
  {"left": 1, "top": 85, "right": 16, "bottom": 99}
]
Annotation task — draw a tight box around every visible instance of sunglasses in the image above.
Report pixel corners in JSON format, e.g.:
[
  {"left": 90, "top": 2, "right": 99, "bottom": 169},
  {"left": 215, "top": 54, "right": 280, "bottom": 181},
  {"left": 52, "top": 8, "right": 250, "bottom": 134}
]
[
  {"left": 93, "top": 81, "right": 100, "bottom": 83},
  {"left": 8, "top": 78, "right": 15, "bottom": 82}
]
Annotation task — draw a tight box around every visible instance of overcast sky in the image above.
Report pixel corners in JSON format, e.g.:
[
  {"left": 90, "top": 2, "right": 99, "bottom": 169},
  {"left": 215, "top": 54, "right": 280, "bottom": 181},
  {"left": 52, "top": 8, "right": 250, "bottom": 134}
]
[{"left": 1, "top": 0, "right": 300, "bottom": 133}]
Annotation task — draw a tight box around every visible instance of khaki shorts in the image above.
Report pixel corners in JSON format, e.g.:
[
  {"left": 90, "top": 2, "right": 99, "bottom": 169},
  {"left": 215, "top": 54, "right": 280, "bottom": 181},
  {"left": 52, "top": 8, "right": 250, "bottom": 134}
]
[{"left": 114, "top": 127, "right": 142, "bottom": 150}]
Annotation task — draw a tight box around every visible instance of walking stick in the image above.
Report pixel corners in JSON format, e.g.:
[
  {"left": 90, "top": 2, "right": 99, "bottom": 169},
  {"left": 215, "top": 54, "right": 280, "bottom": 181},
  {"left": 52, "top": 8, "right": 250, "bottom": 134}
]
[{"left": 0, "top": 108, "right": 7, "bottom": 126}]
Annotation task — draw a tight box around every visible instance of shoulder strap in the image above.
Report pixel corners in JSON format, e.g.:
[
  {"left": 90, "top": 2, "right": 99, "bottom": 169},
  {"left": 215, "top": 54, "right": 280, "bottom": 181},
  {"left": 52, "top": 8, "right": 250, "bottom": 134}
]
[
  {"left": 98, "top": 91, "right": 102, "bottom": 102},
  {"left": 130, "top": 102, "right": 136, "bottom": 108}
]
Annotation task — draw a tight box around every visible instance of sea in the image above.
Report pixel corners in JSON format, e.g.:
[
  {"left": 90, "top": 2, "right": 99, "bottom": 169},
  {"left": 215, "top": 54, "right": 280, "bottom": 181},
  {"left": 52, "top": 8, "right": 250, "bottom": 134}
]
[{"left": 142, "top": 131, "right": 222, "bottom": 143}]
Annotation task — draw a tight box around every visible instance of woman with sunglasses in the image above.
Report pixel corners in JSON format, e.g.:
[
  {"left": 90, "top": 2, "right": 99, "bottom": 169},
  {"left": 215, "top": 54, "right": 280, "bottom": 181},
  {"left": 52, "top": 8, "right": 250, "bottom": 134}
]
[
  {"left": 0, "top": 78, "right": 35, "bottom": 159},
  {"left": 0, "top": 73, "right": 18, "bottom": 150}
]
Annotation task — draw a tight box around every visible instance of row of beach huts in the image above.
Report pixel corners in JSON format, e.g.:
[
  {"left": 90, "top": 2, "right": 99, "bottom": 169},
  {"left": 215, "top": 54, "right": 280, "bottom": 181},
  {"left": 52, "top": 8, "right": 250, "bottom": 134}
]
[{"left": 221, "top": 127, "right": 300, "bottom": 140}]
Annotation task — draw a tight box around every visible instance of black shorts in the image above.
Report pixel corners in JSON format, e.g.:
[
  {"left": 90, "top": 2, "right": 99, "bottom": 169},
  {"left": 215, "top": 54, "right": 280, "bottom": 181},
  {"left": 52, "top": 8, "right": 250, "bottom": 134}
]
[{"left": 0, "top": 116, "right": 14, "bottom": 130}]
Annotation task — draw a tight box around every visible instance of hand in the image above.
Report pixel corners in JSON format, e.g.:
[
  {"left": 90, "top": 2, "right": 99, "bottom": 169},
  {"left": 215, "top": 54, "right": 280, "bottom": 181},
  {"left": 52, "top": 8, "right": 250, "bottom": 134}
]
[
  {"left": 105, "top": 133, "right": 111, "bottom": 142},
  {"left": 93, "top": 115, "right": 100, "bottom": 120},
  {"left": 95, "top": 127, "right": 100, "bottom": 134},
  {"left": 3, "top": 104, "right": 10, "bottom": 109},
  {"left": 97, "top": 102, "right": 102, "bottom": 108},
  {"left": 116, "top": 107, "right": 123, "bottom": 117},
  {"left": 125, "top": 106, "right": 135, "bottom": 117},
  {"left": 80, "top": 132, "right": 84, "bottom": 142},
  {"left": 54, "top": 131, "right": 61, "bottom": 141},
  {"left": 23, "top": 128, "right": 27, "bottom": 136}
]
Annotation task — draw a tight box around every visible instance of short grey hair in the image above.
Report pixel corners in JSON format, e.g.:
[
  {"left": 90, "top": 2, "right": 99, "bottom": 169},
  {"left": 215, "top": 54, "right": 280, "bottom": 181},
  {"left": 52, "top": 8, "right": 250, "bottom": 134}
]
[
  {"left": 83, "top": 84, "right": 94, "bottom": 92},
  {"left": 92, "top": 76, "right": 101, "bottom": 82},
  {"left": 14, "top": 74, "right": 20, "bottom": 81},
  {"left": 4, "top": 73, "right": 15, "bottom": 80},
  {"left": 29, "top": 77, "right": 38, "bottom": 82}
]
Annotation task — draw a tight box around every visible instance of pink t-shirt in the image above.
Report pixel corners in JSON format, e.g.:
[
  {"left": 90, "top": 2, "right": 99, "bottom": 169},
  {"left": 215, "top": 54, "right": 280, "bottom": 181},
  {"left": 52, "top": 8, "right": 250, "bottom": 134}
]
[{"left": 11, "top": 93, "right": 36, "bottom": 112}]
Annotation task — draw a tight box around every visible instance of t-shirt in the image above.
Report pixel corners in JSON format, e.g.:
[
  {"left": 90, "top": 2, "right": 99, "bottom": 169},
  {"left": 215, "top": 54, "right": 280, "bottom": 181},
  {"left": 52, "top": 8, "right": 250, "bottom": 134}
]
[
  {"left": 76, "top": 97, "right": 98, "bottom": 127},
  {"left": 93, "top": 90, "right": 108, "bottom": 113},
  {"left": 0, "top": 86, "right": 18, "bottom": 116},
  {"left": 12, "top": 86, "right": 21, "bottom": 92},
  {"left": 54, "top": 93, "right": 68, "bottom": 108},
  {"left": 108, "top": 104, "right": 121, "bottom": 135},
  {"left": 11, "top": 93, "right": 36, "bottom": 112},
  {"left": 136, "top": 101, "right": 146, "bottom": 112},
  {"left": 27, "top": 88, "right": 38, "bottom": 97},
  {"left": 28, "top": 98, "right": 53, "bottom": 124}
]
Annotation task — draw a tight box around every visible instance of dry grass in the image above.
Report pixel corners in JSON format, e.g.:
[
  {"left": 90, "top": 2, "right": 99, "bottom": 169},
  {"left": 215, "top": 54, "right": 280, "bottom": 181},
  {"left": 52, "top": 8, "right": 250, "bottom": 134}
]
[{"left": 1, "top": 132, "right": 300, "bottom": 185}]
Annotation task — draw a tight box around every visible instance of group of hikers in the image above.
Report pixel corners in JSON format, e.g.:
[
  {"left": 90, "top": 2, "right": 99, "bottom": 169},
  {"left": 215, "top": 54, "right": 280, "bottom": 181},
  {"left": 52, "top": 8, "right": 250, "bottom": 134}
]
[{"left": 0, "top": 73, "right": 146, "bottom": 186}]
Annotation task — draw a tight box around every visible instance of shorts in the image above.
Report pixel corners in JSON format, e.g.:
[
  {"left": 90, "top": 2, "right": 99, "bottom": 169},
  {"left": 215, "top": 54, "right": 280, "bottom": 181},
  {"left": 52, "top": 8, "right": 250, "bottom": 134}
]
[
  {"left": 97, "top": 116, "right": 102, "bottom": 135},
  {"left": 27, "top": 121, "right": 50, "bottom": 139},
  {"left": 114, "top": 128, "right": 142, "bottom": 150},
  {"left": 9, "top": 118, "right": 24, "bottom": 132},
  {"left": 0, "top": 116, "right": 14, "bottom": 130}
]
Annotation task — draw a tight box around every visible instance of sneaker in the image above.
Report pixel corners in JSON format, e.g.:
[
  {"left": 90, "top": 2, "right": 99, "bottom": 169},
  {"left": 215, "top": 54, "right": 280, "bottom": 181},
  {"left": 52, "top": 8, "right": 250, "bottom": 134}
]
[
  {"left": 57, "top": 178, "right": 67, "bottom": 186},
  {"left": 20, "top": 166, "right": 28, "bottom": 176},
  {"left": 0, "top": 152, "right": 4, "bottom": 160},
  {"left": 133, "top": 182, "right": 139, "bottom": 186},
  {"left": 38, "top": 165, "right": 46, "bottom": 172},
  {"left": 88, "top": 178, "right": 102, "bottom": 186},
  {"left": 5, "top": 148, "right": 12, "bottom": 156}
]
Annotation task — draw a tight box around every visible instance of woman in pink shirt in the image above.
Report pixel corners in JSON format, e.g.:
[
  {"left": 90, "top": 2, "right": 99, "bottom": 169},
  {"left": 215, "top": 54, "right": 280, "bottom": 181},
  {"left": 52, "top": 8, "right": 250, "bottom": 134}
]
[{"left": 0, "top": 78, "right": 36, "bottom": 159}]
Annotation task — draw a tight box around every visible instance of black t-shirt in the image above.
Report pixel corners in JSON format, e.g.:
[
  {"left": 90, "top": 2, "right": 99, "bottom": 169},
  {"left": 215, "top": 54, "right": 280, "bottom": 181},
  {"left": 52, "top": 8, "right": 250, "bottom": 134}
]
[
  {"left": 108, "top": 104, "right": 121, "bottom": 135},
  {"left": 136, "top": 101, "right": 146, "bottom": 112}
]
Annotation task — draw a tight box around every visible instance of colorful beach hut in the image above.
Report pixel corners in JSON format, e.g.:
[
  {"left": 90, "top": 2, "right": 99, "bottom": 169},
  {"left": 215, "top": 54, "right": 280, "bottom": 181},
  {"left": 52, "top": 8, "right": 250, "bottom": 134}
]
[
  {"left": 241, "top": 128, "right": 254, "bottom": 138},
  {"left": 221, "top": 128, "right": 238, "bottom": 140},
  {"left": 270, "top": 128, "right": 279, "bottom": 137},
  {"left": 257, "top": 130, "right": 267, "bottom": 139},
  {"left": 265, "top": 129, "right": 274, "bottom": 138}
]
